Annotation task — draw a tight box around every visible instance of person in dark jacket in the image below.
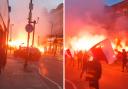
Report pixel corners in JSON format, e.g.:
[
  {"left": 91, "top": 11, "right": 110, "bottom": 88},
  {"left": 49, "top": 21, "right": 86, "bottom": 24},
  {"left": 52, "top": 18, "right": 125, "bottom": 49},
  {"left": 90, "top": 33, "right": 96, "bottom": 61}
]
[
  {"left": 81, "top": 55, "right": 102, "bottom": 89},
  {"left": 0, "top": 27, "right": 7, "bottom": 74},
  {"left": 77, "top": 51, "right": 83, "bottom": 69},
  {"left": 122, "top": 49, "right": 128, "bottom": 72},
  {"left": 0, "top": 45, "right": 6, "bottom": 74}
]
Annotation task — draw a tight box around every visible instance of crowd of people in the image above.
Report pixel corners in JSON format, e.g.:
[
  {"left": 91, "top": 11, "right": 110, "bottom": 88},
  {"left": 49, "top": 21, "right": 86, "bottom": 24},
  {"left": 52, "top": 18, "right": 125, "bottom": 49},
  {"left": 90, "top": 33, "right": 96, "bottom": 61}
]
[
  {"left": 65, "top": 48, "right": 128, "bottom": 89},
  {"left": 65, "top": 49, "right": 102, "bottom": 89}
]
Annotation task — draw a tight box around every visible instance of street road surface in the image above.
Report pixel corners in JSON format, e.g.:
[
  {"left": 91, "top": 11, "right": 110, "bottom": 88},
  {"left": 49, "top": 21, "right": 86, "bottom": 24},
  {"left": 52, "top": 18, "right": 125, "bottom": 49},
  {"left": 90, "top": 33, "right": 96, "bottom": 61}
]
[
  {"left": 39, "top": 56, "right": 63, "bottom": 89},
  {"left": 0, "top": 55, "right": 63, "bottom": 89},
  {"left": 66, "top": 61, "right": 128, "bottom": 89}
]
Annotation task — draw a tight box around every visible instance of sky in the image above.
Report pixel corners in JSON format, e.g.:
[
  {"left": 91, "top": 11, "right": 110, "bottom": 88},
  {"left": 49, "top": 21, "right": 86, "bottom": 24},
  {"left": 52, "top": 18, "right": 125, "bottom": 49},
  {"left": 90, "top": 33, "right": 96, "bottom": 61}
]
[
  {"left": 105, "top": 0, "right": 123, "bottom": 6},
  {"left": 9, "top": 0, "right": 63, "bottom": 46}
]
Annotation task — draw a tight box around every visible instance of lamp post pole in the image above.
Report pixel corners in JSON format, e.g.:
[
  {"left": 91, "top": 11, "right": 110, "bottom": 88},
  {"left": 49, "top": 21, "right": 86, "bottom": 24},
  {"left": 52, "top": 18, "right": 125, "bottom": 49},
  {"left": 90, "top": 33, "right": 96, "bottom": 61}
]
[
  {"left": 50, "top": 22, "right": 53, "bottom": 54},
  {"left": 24, "top": 0, "right": 33, "bottom": 70},
  {"left": 9, "top": 24, "right": 14, "bottom": 54},
  {"left": 9, "top": 24, "right": 14, "bottom": 42},
  {"left": 27, "top": 0, "right": 33, "bottom": 48},
  {"left": 32, "top": 17, "right": 39, "bottom": 47}
]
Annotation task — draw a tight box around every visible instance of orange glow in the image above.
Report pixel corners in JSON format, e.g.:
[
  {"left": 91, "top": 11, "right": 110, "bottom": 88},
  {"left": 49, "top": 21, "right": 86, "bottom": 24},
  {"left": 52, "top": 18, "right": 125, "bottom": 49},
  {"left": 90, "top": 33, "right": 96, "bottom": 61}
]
[
  {"left": 112, "top": 40, "right": 128, "bottom": 52},
  {"left": 8, "top": 40, "right": 45, "bottom": 53},
  {"left": 8, "top": 40, "right": 27, "bottom": 48},
  {"left": 37, "top": 46, "right": 44, "bottom": 53},
  {"left": 39, "top": 63, "right": 48, "bottom": 76},
  {"left": 8, "top": 33, "right": 28, "bottom": 48},
  {"left": 67, "top": 32, "right": 128, "bottom": 54},
  {"left": 8, "top": 32, "right": 41, "bottom": 49},
  {"left": 89, "top": 56, "right": 93, "bottom": 61},
  {"left": 70, "top": 35, "right": 106, "bottom": 51}
]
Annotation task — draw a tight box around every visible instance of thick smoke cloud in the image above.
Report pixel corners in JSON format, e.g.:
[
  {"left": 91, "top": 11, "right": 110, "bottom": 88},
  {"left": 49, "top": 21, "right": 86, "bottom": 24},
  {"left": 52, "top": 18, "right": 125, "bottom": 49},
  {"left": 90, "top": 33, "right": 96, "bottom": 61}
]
[
  {"left": 9, "top": 0, "right": 62, "bottom": 45},
  {"left": 65, "top": 0, "right": 128, "bottom": 48},
  {"left": 65, "top": 0, "right": 106, "bottom": 36}
]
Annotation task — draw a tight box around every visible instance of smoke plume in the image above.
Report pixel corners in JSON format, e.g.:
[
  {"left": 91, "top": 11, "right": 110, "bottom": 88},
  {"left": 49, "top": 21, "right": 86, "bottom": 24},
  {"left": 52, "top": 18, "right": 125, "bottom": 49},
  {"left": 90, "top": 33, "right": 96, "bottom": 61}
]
[{"left": 65, "top": 0, "right": 128, "bottom": 49}]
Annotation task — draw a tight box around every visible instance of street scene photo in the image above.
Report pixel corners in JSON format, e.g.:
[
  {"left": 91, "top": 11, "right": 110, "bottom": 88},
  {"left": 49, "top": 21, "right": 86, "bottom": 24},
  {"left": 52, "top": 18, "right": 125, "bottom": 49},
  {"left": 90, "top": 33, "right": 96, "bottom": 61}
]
[
  {"left": 0, "top": 0, "right": 63, "bottom": 89},
  {"left": 65, "top": 0, "right": 128, "bottom": 89}
]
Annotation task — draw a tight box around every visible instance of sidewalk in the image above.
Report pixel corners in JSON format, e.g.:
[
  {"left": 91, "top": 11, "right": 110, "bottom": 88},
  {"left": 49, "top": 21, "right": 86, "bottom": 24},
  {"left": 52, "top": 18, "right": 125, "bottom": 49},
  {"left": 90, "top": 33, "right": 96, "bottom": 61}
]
[{"left": 0, "top": 57, "right": 49, "bottom": 89}]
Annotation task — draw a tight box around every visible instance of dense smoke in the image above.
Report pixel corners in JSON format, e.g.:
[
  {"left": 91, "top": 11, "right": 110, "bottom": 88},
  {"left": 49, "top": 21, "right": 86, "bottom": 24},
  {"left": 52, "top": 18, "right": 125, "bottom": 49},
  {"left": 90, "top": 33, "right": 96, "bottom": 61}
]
[
  {"left": 65, "top": 0, "right": 106, "bottom": 36},
  {"left": 9, "top": 0, "right": 62, "bottom": 46},
  {"left": 65, "top": 0, "right": 128, "bottom": 49},
  {"left": 10, "top": 0, "right": 51, "bottom": 44}
]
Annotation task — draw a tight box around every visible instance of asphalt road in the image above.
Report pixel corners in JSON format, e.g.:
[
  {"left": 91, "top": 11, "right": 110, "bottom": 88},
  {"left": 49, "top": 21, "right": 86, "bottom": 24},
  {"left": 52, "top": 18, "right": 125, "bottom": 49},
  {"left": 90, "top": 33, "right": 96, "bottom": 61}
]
[
  {"left": 65, "top": 61, "right": 128, "bottom": 89},
  {"left": 100, "top": 63, "right": 128, "bottom": 89},
  {"left": 39, "top": 56, "right": 63, "bottom": 89},
  {"left": 0, "top": 55, "right": 63, "bottom": 89}
]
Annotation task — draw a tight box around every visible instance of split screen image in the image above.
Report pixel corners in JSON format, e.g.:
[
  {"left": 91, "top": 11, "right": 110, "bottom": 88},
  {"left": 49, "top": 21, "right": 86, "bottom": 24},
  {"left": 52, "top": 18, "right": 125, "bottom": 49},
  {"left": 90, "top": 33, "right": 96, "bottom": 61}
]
[{"left": 0, "top": 0, "right": 128, "bottom": 89}]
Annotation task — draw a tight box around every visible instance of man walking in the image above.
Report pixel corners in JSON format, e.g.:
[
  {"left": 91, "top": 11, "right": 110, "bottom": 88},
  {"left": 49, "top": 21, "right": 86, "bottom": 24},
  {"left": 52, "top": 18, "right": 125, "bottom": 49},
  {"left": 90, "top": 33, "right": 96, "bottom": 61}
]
[
  {"left": 81, "top": 55, "right": 102, "bottom": 89},
  {"left": 122, "top": 49, "right": 128, "bottom": 72}
]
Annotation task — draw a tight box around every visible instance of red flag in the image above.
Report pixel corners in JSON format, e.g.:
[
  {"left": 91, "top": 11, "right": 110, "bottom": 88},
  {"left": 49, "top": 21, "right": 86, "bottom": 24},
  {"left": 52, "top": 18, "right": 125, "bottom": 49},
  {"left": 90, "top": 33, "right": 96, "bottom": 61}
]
[{"left": 89, "top": 39, "right": 116, "bottom": 64}]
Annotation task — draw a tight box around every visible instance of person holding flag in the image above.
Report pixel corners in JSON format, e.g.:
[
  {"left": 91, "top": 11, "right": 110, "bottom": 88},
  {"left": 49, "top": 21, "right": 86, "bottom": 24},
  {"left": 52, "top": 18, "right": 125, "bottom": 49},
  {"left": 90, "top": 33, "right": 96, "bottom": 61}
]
[
  {"left": 89, "top": 39, "right": 116, "bottom": 64},
  {"left": 80, "top": 39, "right": 116, "bottom": 89}
]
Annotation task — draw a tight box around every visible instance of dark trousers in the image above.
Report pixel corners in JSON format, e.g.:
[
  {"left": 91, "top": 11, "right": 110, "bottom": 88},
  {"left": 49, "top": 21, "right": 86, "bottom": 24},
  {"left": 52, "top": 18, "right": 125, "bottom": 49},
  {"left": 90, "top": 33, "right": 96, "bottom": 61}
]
[
  {"left": 89, "top": 80, "right": 99, "bottom": 89},
  {"left": 122, "top": 62, "right": 127, "bottom": 71},
  {"left": 0, "top": 66, "right": 1, "bottom": 74},
  {"left": 24, "top": 59, "right": 28, "bottom": 70}
]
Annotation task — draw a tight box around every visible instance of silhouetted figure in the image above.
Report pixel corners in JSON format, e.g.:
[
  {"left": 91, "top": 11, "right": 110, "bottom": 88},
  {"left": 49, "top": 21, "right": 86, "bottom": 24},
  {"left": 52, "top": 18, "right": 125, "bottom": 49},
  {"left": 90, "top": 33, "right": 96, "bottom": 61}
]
[
  {"left": 81, "top": 56, "right": 102, "bottom": 89},
  {"left": 122, "top": 49, "right": 128, "bottom": 72},
  {"left": 65, "top": 49, "right": 74, "bottom": 67},
  {"left": 77, "top": 51, "right": 83, "bottom": 69},
  {"left": 115, "top": 49, "right": 122, "bottom": 61},
  {"left": 80, "top": 51, "right": 89, "bottom": 72},
  {"left": 0, "top": 46, "right": 6, "bottom": 74},
  {"left": 24, "top": 49, "right": 29, "bottom": 71},
  {"left": 0, "top": 27, "right": 7, "bottom": 74}
]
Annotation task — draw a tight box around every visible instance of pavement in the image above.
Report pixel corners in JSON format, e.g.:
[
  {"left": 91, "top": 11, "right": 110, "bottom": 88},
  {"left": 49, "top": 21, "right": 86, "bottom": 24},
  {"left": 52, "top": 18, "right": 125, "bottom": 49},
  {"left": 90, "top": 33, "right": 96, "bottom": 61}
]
[
  {"left": 65, "top": 60, "right": 128, "bottom": 89},
  {"left": 39, "top": 55, "right": 63, "bottom": 89},
  {"left": 0, "top": 56, "right": 62, "bottom": 89}
]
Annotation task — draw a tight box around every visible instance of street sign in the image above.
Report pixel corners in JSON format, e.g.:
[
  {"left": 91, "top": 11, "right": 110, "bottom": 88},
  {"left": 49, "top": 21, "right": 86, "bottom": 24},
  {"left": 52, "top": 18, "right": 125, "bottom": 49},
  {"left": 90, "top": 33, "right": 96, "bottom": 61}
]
[{"left": 25, "top": 24, "right": 33, "bottom": 33}]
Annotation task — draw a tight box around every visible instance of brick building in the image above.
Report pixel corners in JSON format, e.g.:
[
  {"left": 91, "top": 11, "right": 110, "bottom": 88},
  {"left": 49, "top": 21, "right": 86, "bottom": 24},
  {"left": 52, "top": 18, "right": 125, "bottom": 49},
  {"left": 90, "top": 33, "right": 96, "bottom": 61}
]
[{"left": 110, "top": 0, "right": 128, "bottom": 16}]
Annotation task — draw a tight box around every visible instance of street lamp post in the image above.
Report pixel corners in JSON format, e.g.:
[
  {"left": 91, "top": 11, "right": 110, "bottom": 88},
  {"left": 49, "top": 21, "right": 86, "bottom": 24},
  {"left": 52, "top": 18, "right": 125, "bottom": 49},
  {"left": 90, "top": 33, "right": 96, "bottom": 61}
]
[
  {"left": 25, "top": 0, "right": 39, "bottom": 70},
  {"left": 51, "top": 22, "right": 53, "bottom": 37},
  {"left": 9, "top": 24, "right": 14, "bottom": 54},
  {"left": 27, "top": 0, "right": 33, "bottom": 48},
  {"left": 9, "top": 24, "right": 14, "bottom": 42},
  {"left": 38, "top": 35, "right": 40, "bottom": 46},
  {"left": 50, "top": 22, "right": 53, "bottom": 54},
  {"left": 32, "top": 17, "right": 39, "bottom": 47},
  {"left": 24, "top": 0, "right": 33, "bottom": 70}
]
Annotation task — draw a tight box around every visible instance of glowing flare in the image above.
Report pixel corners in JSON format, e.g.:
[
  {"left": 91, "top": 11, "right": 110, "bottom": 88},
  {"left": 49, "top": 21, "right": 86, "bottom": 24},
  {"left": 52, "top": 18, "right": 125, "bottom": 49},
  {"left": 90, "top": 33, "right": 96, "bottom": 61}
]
[
  {"left": 70, "top": 35, "right": 105, "bottom": 51},
  {"left": 39, "top": 63, "right": 48, "bottom": 76},
  {"left": 8, "top": 40, "right": 27, "bottom": 48},
  {"left": 88, "top": 56, "right": 93, "bottom": 61},
  {"left": 112, "top": 40, "right": 128, "bottom": 52},
  {"left": 37, "top": 46, "right": 44, "bottom": 53}
]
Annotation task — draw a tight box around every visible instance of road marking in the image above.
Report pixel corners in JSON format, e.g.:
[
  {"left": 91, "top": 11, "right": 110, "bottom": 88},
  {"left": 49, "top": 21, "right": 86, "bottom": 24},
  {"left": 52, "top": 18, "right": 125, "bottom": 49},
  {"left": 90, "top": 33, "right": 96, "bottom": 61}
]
[
  {"left": 38, "top": 79, "right": 50, "bottom": 89},
  {"left": 65, "top": 79, "right": 77, "bottom": 89},
  {"left": 39, "top": 68, "right": 62, "bottom": 89}
]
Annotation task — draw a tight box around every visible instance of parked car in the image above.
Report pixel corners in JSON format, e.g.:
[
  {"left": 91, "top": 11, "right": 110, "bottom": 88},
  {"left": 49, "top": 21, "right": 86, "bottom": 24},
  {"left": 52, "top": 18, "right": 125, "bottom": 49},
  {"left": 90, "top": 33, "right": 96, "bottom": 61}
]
[{"left": 14, "top": 47, "right": 41, "bottom": 61}]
